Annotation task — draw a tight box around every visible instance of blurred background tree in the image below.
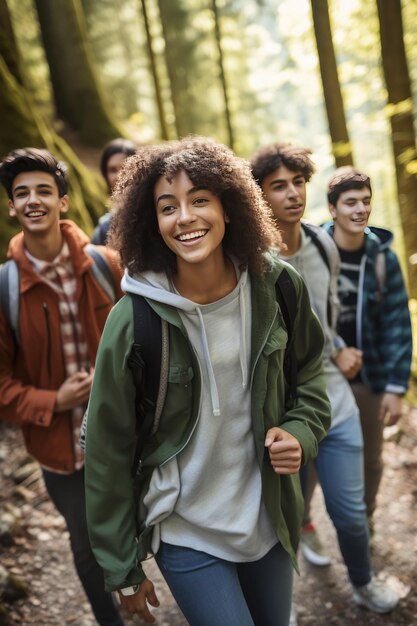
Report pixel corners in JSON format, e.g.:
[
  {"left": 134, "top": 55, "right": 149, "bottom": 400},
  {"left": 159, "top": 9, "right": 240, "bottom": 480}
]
[
  {"left": 0, "top": 0, "right": 109, "bottom": 258},
  {"left": 33, "top": 0, "right": 124, "bottom": 146},
  {"left": 376, "top": 0, "right": 417, "bottom": 293},
  {"left": 310, "top": 0, "right": 354, "bottom": 167}
]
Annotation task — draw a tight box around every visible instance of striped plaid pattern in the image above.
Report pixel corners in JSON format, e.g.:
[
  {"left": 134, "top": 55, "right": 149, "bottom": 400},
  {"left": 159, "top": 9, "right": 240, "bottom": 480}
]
[{"left": 26, "top": 242, "right": 90, "bottom": 470}]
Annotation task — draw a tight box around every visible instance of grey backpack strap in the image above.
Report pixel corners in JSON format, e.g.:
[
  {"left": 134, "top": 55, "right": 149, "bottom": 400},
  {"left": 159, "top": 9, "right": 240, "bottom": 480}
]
[
  {"left": 0, "top": 260, "right": 20, "bottom": 344},
  {"left": 375, "top": 251, "right": 386, "bottom": 301},
  {"left": 85, "top": 243, "right": 116, "bottom": 303}
]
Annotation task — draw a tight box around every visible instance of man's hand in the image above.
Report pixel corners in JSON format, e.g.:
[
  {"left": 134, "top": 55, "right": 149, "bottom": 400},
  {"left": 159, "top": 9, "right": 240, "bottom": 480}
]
[
  {"left": 334, "top": 347, "right": 363, "bottom": 379},
  {"left": 378, "top": 392, "right": 402, "bottom": 426},
  {"left": 265, "top": 428, "right": 302, "bottom": 474},
  {"left": 55, "top": 369, "right": 94, "bottom": 412},
  {"left": 118, "top": 579, "right": 160, "bottom": 623}
]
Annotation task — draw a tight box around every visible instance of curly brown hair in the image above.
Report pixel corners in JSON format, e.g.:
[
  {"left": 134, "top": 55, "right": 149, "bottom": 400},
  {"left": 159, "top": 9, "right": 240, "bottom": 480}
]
[
  {"left": 109, "top": 136, "right": 282, "bottom": 275},
  {"left": 250, "top": 143, "right": 315, "bottom": 186}
]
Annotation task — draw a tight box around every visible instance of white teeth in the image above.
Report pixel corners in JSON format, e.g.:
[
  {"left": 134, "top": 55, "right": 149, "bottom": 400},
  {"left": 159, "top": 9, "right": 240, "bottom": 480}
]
[
  {"left": 178, "top": 230, "right": 206, "bottom": 241},
  {"left": 27, "top": 211, "right": 45, "bottom": 217}
]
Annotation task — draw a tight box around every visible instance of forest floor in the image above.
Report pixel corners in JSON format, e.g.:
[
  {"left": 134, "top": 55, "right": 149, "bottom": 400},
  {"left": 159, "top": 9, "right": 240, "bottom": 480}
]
[{"left": 0, "top": 400, "right": 416, "bottom": 626}]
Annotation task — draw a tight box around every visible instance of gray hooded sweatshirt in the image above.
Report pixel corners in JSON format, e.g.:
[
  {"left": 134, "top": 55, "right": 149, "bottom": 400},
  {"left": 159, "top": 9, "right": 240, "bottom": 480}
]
[{"left": 121, "top": 262, "right": 277, "bottom": 562}]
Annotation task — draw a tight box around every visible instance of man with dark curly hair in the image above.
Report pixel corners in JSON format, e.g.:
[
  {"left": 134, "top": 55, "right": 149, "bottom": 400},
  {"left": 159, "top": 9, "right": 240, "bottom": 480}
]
[
  {"left": 251, "top": 142, "right": 399, "bottom": 617},
  {"left": 84, "top": 136, "right": 331, "bottom": 626}
]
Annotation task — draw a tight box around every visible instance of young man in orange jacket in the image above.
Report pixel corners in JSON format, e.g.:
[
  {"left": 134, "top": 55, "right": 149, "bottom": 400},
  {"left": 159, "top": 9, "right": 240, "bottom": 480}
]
[{"left": 0, "top": 148, "right": 125, "bottom": 626}]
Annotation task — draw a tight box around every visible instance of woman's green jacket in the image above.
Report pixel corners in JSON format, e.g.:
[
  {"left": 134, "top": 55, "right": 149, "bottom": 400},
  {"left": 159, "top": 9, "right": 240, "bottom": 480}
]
[{"left": 84, "top": 259, "right": 331, "bottom": 592}]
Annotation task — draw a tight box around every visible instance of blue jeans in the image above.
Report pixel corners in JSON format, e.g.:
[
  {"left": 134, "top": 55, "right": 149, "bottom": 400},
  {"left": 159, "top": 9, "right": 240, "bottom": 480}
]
[
  {"left": 301, "top": 413, "right": 371, "bottom": 587},
  {"left": 155, "top": 541, "right": 293, "bottom": 626},
  {"left": 42, "top": 468, "right": 124, "bottom": 626}
]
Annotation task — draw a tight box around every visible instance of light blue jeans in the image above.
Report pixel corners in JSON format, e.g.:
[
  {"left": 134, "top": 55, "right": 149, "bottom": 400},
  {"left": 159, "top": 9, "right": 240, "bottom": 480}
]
[
  {"left": 301, "top": 412, "right": 371, "bottom": 587},
  {"left": 155, "top": 541, "right": 293, "bottom": 626}
]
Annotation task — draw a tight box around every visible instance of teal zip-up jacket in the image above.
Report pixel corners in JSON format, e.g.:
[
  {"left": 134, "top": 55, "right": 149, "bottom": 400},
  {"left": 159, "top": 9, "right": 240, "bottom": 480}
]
[
  {"left": 84, "top": 258, "right": 330, "bottom": 592},
  {"left": 322, "top": 222, "right": 412, "bottom": 394}
]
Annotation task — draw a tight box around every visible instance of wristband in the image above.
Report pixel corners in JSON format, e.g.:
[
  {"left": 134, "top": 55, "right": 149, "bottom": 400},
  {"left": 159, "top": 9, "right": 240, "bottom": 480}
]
[{"left": 119, "top": 584, "right": 139, "bottom": 596}]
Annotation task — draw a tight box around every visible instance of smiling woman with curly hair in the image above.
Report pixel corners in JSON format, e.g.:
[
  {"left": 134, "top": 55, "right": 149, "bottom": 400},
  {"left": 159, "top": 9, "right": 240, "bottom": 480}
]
[
  {"left": 85, "top": 136, "right": 330, "bottom": 626},
  {"left": 109, "top": 136, "right": 281, "bottom": 275}
]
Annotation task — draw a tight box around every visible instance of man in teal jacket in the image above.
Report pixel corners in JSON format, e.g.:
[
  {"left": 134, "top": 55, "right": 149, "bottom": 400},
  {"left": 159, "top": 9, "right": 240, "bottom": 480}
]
[{"left": 323, "top": 167, "right": 412, "bottom": 528}]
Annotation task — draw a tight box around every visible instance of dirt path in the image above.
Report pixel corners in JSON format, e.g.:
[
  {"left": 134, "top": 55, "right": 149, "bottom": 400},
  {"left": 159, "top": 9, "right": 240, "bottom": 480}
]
[{"left": 1, "top": 403, "right": 416, "bottom": 626}]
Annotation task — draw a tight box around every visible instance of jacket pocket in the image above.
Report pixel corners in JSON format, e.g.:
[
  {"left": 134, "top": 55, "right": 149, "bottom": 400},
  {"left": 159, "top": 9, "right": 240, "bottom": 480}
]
[
  {"left": 168, "top": 365, "right": 194, "bottom": 400},
  {"left": 262, "top": 326, "right": 288, "bottom": 356},
  {"left": 168, "top": 365, "right": 194, "bottom": 385}
]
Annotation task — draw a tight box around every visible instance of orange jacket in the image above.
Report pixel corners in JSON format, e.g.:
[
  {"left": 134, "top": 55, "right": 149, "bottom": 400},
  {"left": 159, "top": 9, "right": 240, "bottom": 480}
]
[{"left": 0, "top": 220, "right": 124, "bottom": 472}]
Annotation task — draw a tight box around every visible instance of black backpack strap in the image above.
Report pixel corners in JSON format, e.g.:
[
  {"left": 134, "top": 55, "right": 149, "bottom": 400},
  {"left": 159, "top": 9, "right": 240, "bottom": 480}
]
[
  {"left": 128, "top": 294, "right": 163, "bottom": 476},
  {"left": 275, "top": 268, "right": 298, "bottom": 409}
]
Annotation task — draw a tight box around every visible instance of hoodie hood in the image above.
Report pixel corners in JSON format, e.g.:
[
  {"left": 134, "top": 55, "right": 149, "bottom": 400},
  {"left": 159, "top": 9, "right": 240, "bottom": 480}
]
[
  {"left": 122, "top": 260, "right": 250, "bottom": 417},
  {"left": 122, "top": 269, "right": 197, "bottom": 312},
  {"left": 322, "top": 221, "right": 393, "bottom": 252}
]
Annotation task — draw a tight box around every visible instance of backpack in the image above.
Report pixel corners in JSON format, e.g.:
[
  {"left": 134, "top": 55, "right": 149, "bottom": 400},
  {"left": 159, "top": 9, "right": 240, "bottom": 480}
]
[
  {"left": 127, "top": 267, "right": 298, "bottom": 477},
  {"left": 0, "top": 243, "right": 116, "bottom": 345}
]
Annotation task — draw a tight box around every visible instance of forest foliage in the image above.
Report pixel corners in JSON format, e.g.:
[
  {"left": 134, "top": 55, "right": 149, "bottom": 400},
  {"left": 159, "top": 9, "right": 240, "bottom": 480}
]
[{"left": 1, "top": 0, "right": 416, "bottom": 296}]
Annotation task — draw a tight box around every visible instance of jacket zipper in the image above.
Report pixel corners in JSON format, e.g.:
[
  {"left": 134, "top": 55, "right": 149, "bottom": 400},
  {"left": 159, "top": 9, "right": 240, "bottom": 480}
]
[
  {"left": 43, "top": 301, "right": 76, "bottom": 469},
  {"left": 42, "top": 303, "right": 52, "bottom": 381},
  {"left": 356, "top": 254, "right": 370, "bottom": 387}
]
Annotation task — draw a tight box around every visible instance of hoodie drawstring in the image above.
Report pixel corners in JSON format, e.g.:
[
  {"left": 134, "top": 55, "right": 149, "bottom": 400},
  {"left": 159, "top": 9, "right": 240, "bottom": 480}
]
[{"left": 196, "top": 307, "right": 221, "bottom": 416}]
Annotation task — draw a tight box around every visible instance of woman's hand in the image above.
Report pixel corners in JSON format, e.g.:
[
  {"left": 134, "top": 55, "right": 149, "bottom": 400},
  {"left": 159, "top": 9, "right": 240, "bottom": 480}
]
[
  {"left": 265, "top": 427, "right": 302, "bottom": 474},
  {"left": 118, "top": 578, "right": 160, "bottom": 623}
]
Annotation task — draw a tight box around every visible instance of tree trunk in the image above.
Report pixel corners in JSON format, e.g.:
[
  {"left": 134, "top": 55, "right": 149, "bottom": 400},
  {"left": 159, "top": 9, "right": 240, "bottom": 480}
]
[
  {"left": 158, "top": 0, "right": 208, "bottom": 138},
  {"left": 310, "top": 0, "right": 354, "bottom": 167},
  {"left": 376, "top": 0, "right": 417, "bottom": 296},
  {"left": 140, "top": 0, "right": 169, "bottom": 140},
  {"left": 33, "top": 0, "right": 123, "bottom": 146},
  {"left": 210, "top": 0, "right": 234, "bottom": 150}
]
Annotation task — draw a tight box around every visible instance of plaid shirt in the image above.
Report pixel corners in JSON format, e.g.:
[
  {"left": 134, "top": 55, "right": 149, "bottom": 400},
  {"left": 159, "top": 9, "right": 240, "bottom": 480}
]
[{"left": 26, "top": 242, "right": 89, "bottom": 470}]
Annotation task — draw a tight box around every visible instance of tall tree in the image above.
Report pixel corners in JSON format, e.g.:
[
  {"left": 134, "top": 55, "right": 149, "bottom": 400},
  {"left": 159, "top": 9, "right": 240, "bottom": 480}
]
[
  {"left": 376, "top": 0, "right": 417, "bottom": 295},
  {"left": 33, "top": 0, "right": 123, "bottom": 146},
  {"left": 157, "top": 0, "right": 192, "bottom": 138},
  {"left": 211, "top": 0, "right": 234, "bottom": 150},
  {"left": 310, "top": 0, "right": 354, "bottom": 167},
  {"left": 0, "top": 0, "right": 108, "bottom": 259},
  {"left": 140, "top": 0, "right": 169, "bottom": 140},
  {"left": 81, "top": 0, "right": 140, "bottom": 119}
]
